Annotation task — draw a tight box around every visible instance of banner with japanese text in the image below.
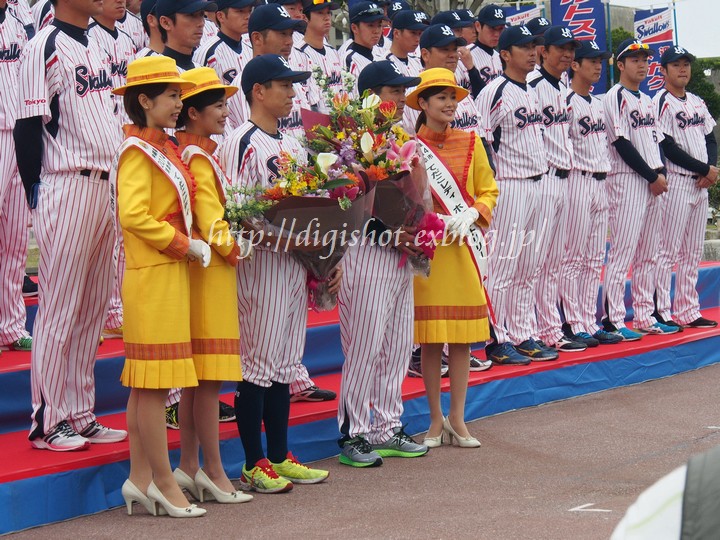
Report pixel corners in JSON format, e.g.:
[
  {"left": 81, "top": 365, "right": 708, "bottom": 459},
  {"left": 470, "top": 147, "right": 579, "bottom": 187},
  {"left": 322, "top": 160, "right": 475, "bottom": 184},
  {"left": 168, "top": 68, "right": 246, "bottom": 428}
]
[
  {"left": 634, "top": 8, "right": 674, "bottom": 96},
  {"left": 550, "top": 0, "right": 608, "bottom": 93}
]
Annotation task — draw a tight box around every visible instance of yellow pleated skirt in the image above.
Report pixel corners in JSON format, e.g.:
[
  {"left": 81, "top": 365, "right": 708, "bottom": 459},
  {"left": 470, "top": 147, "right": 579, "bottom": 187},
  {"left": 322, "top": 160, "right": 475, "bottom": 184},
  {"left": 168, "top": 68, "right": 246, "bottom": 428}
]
[
  {"left": 120, "top": 262, "right": 198, "bottom": 389},
  {"left": 189, "top": 254, "right": 243, "bottom": 381},
  {"left": 414, "top": 241, "right": 490, "bottom": 344}
]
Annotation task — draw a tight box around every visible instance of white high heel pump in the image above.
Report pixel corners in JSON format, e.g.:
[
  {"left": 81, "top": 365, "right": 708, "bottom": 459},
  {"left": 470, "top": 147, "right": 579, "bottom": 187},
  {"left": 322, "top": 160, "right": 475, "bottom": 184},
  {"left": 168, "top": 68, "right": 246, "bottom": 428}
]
[
  {"left": 173, "top": 468, "right": 201, "bottom": 501},
  {"left": 195, "top": 469, "right": 253, "bottom": 503},
  {"left": 146, "top": 481, "right": 207, "bottom": 518},
  {"left": 121, "top": 479, "right": 166, "bottom": 516},
  {"left": 442, "top": 417, "right": 481, "bottom": 448}
]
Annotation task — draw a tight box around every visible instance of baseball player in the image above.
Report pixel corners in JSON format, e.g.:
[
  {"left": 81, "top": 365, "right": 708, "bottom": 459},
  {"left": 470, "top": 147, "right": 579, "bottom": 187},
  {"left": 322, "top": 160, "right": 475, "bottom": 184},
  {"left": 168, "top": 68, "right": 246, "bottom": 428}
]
[
  {"left": 526, "top": 16, "right": 550, "bottom": 75},
  {"left": 452, "top": 8, "right": 478, "bottom": 45},
  {"left": 200, "top": 11, "right": 218, "bottom": 45},
  {"left": 602, "top": 38, "right": 677, "bottom": 339},
  {"left": 560, "top": 40, "right": 623, "bottom": 346},
  {"left": 7, "top": 0, "right": 32, "bottom": 38},
  {"left": 476, "top": 24, "right": 556, "bottom": 364},
  {"left": 217, "top": 54, "right": 330, "bottom": 493},
  {"left": 266, "top": 0, "right": 305, "bottom": 47},
  {"left": 383, "top": 9, "right": 426, "bottom": 78},
  {"left": 337, "top": 61, "right": 427, "bottom": 468},
  {"left": 135, "top": 0, "right": 163, "bottom": 57},
  {"left": 88, "top": 0, "right": 137, "bottom": 341},
  {"left": 31, "top": 0, "right": 53, "bottom": 32},
  {"left": 296, "top": 0, "right": 344, "bottom": 115},
  {"left": 466, "top": 4, "right": 505, "bottom": 87},
  {"left": 0, "top": 0, "right": 32, "bottom": 355},
  {"left": 526, "top": 26, "right": 586, "bottom": 352},
  {"left": 15, "top": 0, "right": 126, "bottom": 451},
  {"left": 193, "top": 0, "right": 254, "bottom": 87},
  {"left": 117, "top": 5, "right": 147, "bottom": 52},
  {"left": 155, "top": 0, "right": 212, "bottom": 72},
  {"left": 341, "top": 1, "right": 387, "bottom": 96},
  {"left": 654, "top": 46, "right": 718, "bottom": 329}
]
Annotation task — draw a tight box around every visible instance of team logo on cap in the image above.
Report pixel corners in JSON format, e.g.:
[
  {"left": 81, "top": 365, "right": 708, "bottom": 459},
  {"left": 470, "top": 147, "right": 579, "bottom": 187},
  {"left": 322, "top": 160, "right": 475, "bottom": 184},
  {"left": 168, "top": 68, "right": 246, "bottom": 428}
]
[
  {"left": 465, "top": 10, "right": 473, "bottom": 17},
  {"left": 537, "top": 18, "right": 549, "bottom": 26},
  {"left": 494, "top": 8, "right": 503, "bottom": 19},
  {"left": 391, "top": 63, "right": 402, "bottom": 75},
  {"left": 452, "top": 11, "right": 460, "bottom": 20},
  {"left": 590, "top": 41, "right": 600, "bottom": 50},
  {"left": 369, "top": 3, "right": 378, "bottom": 9},
  {"left": 391, "top": 2, "right": 402, "bottom": 11},
  {"left": 441, "top": 25, "right": 454, "bottom": 36},
  {"left": 519, "top": 26, "right": 531, "bottom": 36},
  {"left": 673, "top": 46, "right": 686, "bottom": 54},
  {"left": 277, "top": 6, "right": 290, "bottom": 17},
  {"left": 278, "top": 56, "right": 291, "bottom": 68},
  {"left": 561, "top": 28, "right": 573, "bottom": 39},
  {"left": 414, "top": 12, "right": 426, "bottom": 22}
]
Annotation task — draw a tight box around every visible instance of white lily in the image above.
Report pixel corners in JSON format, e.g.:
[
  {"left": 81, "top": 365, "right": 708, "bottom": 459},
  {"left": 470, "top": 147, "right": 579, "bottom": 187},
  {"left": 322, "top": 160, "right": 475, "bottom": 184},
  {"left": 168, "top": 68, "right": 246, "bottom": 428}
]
[
  {"left": 360, "top": 131, "right": 375, "bottom": 163},
  {"left": 316, "top": 153, "right": 338, "bottom": 175},
  {"left": 361, "top": 93, "right": 381, "bottom": 110}
]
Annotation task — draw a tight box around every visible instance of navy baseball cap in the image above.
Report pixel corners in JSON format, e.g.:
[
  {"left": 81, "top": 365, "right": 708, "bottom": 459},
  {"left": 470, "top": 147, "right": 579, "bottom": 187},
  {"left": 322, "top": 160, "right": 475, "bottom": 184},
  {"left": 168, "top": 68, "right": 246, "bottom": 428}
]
[
  {"left": 387, "top": 0, "right": 410, "bottom": 20},
  {"left": 357, "top": 60, "right": 421, "bottom": 95},
  {"left": 302, "top": 0, "right": 339, "bottom": 13},
  {"left": 526, "top": 16, "right": 550, "bottom": 37},
  {"left": 215, "top": 0, "right": 254, "bottom": 8},
  {"left": 660, "top": 45, "right": 696, "bottom": 65},
  {"left": 543, "top": 25, "right": 580, "bottom": 48},
  {"left": 498, "top": 25, "right": 542, "bottom": 51},
  {"left": 430, "top": 10, "right": 472, "bottom": 29},
  {"left": 248, "top": 3, "right": 303, "bottom": 33},
  {"left": 455, "top": 9, "right": 476, "bottom": 25},
  {"left": 349, "top": 2, "right": 387, "bottom": 24},
  {"left": 477, "top": 4, "right": 506, "bottom": 27},
  {"left": 156, "top": 0, "right": 217, "bottom": 17},
  {"left": 616, "top": 38, "right": 656, "bottom": 60},
  {"left": 241, "top": 54, "right": 310, "bottom": 95},
  {"left": 420, "top": 24, "right": 467, "bottom": 49},
  {"left": 574, "top": 39, "right": 611, "bottom": 60},
  {"left": 141, "top": 0, "right": 157, "bottom": 21},
  {"left": 392, "top": 10, "right": 429, "bottom": 31}
]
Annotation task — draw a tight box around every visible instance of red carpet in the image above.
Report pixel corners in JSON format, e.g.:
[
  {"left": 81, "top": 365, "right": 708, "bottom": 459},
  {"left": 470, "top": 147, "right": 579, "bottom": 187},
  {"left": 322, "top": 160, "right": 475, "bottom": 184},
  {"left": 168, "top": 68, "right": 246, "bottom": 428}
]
[{"left": 2, "top": 307, "right": 718, "bottom": 484}]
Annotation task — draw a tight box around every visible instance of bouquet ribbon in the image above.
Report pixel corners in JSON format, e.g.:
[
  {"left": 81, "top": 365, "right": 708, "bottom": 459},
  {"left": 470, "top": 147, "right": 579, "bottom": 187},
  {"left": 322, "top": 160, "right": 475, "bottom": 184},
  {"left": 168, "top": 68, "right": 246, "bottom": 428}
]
[{"left": 398, "top": 212, "right": 445, "bottom": 268}]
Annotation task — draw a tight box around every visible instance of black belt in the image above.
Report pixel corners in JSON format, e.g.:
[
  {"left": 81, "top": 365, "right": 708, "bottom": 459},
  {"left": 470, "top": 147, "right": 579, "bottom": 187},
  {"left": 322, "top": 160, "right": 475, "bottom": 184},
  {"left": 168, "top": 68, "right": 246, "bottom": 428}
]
[
  {"left": 679, "top": 172, "right": 699, "bottom": 179},
  {"left": 581, "top": 171, "right": 607, "bottom": 180},
  {"left": 552, "top": 168, "right": 570, "bottom": 179},
  {"left": 80, "top": 169, "right": 110, "bottom": 180},
  {"left": 527, "top": 174, "right": 543, "bottom": 181}
]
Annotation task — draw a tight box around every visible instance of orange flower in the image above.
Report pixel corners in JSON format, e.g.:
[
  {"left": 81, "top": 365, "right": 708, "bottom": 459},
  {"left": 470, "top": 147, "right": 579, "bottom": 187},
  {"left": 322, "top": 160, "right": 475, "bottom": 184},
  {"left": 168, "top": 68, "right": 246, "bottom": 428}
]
[
  {"left": 263, "top": 186, "right": 285, "bottom": 200},
  {"left": 378, "top": 101, "right": 397, "bottom": 119},
  {"left": 365, "top": 165, "right": 389, "bottom": 181},
  {"left": 345, "top": 172, "right": 360, "bottom": 185}
]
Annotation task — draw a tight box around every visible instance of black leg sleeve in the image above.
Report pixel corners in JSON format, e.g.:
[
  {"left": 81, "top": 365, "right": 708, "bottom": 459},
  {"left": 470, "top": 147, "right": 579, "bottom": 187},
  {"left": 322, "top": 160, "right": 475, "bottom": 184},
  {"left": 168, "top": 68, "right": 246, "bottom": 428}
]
[
  {"left": 263, "top": 382, "right": 290, "bottom": 463},
  {"left": 234, "top": 381, "right": 267, "bottom": 469}
]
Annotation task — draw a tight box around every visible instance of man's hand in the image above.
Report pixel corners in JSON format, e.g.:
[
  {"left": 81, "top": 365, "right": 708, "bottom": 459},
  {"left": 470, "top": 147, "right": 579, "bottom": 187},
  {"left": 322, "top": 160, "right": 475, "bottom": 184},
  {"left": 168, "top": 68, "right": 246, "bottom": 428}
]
[
  {"left": 394, "top": 226, "right": 424, "bottom": 257},
  {"left": 458, "top": 46, "right": 474, "bottom": 70},
  {"left": 649, "top": 174, "right": 668, "bottom": 196},
  {"left": 327, "top": 265, "right": 343, "bottom": 294}
]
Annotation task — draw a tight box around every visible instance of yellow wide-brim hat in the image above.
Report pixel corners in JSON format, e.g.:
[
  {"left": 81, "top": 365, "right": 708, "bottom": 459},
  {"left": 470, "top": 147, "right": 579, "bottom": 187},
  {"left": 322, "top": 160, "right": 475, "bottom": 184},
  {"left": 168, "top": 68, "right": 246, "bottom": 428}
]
[
  {"left": 180, "top": 67, "right": 239, "bottom": 101},
  {"left": 112, "top": 56, "right": 195, "bottom": 96},
  {"left": 406, "top": 68, "right": 469, "bottom": 111}
]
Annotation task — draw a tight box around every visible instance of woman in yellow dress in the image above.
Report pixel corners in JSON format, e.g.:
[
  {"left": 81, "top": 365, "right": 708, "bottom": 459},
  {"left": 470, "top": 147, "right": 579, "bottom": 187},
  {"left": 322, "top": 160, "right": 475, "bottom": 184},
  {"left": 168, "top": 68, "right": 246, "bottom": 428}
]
[
  {"left": 113, "top": 56, "right": 210, "bottom": 518},
  {"left": 406, "top": 68, "right": 499, "bottom": 449},
  {"left": 172, "top": 67, "right": 253, "bottom": 504}
]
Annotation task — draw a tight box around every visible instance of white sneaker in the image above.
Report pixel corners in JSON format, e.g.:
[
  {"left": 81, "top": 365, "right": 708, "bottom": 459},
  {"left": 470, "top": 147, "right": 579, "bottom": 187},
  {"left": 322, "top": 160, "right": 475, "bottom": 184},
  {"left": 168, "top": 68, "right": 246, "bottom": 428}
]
[
  {"left": 78, "top": 421, "right": 128, "bottom": 443},
  {"left": 30, "top": 421, "right": 90, "bottom": 452}
]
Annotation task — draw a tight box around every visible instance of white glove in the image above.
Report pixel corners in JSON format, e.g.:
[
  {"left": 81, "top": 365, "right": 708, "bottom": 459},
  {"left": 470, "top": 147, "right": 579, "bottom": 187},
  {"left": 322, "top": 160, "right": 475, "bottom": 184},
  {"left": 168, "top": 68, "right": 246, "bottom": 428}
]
[
  {"left": 445, "top": 207, "right": 480, "bottom": 240},
  {"left": 237, "top": 236, "right": 254, "bottom": 261},
  {"left": 188, "top": 238, "right": 212, "bottom": 268}
]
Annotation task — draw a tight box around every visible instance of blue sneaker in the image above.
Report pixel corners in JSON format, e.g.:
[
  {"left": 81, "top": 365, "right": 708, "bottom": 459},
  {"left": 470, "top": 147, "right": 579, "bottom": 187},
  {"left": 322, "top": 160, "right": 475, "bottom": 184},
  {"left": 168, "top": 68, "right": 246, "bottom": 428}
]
[
  {"left": 486, "top": 342, "right": 531, "bottom": 365},
  {"left": 616, "top": 327, "right": 643, "bottom": 341},
  {"left": 636, "top": 322, "right": 680, "bottom": 335},
  {"left": 592, "top": 330, "right": 623, "bottom": 344},
  {"left": 574, "top": 332, "right": 600, "bottom": 348},
  {"left": 517, "top": 338, "right": 558, "bottom": 361}
]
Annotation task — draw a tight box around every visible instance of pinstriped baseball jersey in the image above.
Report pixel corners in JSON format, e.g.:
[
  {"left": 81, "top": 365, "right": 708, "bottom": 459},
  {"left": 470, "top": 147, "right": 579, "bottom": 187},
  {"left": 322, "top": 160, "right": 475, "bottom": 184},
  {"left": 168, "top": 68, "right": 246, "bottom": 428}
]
[
  {"left": 342, "top": 43, "right": 380, "bottom": 96},
  {"left": 31, "top": 0, "right": 53, "bottom": 32},
  {"left": 654, "top": 89, "right": 716, "bottom": 175},
  {"left": 0, "top": 7, "right": 27, "bottom": 130},
  {"left": 7, "top": 0, "right": 32, "bottom": 33},
  {"left": 116, "top": 10, "right": 147, "bottom": 52},
  {"left": 476, "top": 74, "right": 547, "bottom": 179},
  {"left": 87, "top": 21, "right": 135, "bottom": 93},
  {"left": 528, "top": 69, "right": 573, "bottom": 170},
  {"left": 466, "top": 41, "right": 503, "bottom": 85},
  {"left": 567, "top": 91, "right": 611, "bottom": 173},
  {"left": 134, "top": 46, "right": 159, "bottom": 59},
  {"left": 17, "top": 22, "right": 121, "bottom": 173},
  {"left": 193, "top": 32, "right": 251, "bottom": 85},
  {"left": 298, "top": 40, "right": 344, "bottom": 113},
  {"left": 384, "top": 51, "right": 422, "bottom": 78},
  {"left": 217, "top": 120, "right": 306, "bottom": 191},
  {"left": 200, "top": 18, "right": 217, "bottom": 46},
  {"left": 604, "top": 84, "right": 664, "bottom": 174}
]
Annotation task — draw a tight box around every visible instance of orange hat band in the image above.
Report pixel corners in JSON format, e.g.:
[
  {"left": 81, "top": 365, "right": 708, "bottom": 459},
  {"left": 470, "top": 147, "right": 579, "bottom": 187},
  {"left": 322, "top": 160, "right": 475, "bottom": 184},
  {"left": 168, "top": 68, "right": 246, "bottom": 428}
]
[
  {"left": 126, "top": 71, "right": 183, "bottom": 84},
  {"left": 188, "top": 80, "right": 224, "bottom": 93},
  {"left": 416, "top": 77, "right": 461, "bottom": 89}
]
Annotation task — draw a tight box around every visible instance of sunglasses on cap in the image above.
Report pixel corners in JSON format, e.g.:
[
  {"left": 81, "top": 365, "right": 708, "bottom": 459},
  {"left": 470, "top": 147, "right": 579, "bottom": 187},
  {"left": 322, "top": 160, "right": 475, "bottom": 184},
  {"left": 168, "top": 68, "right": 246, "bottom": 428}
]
[
  {"left": 620, "top": 42, "right": 650, "bottom": 56},
  {"left": 356, "top": 6, "right": 384, "bottom": 17}
]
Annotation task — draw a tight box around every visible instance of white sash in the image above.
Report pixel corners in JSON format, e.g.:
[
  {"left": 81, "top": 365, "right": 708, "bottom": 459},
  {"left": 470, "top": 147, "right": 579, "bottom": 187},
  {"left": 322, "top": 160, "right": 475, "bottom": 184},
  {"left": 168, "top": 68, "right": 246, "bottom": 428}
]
[
  {"left": 110, "top": 136, "right": 193, "bottom": 236},
  {"left": 417, "top": 139, "right": 488, "bottom": 281},
  {"left": 181, "top": 145, "right": 232, "bottom": 203}
]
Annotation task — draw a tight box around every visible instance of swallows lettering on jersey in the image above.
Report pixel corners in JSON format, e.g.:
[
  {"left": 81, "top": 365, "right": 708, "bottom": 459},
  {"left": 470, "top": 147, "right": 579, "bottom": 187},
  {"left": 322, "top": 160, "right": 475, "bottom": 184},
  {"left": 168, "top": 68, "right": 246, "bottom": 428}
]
[
  {"left": 629, "top": 109, "right": 656, "bottom": 128},
  {"left": 578, "top": 115, "right": 606, "bottom": 136},
  {"left": 326, "top": 72, "right": 343, "bottom": 87},
  {"left": 278, "top": 109, "right": 303, "bottom": 132},
  {"left": 451, "top": 111, "right": 478, "bottom": 130},
  {"left": 514, "top": 107, "right": 543, "bottom": 129},
  {"left": 675, "top": 111, "right": 705, "bottom": 129},
  {"left": 542, "top": 105, "right": 569, "bottom": 126},
  {"left": 0, "top": 43, "right": 22, "bottom": 62},
  {"left": 223, "top": 68, "right": 238, "bottom": 85},
  {"left": 75, "top": 65, "right": 113, "bottom": 97},
  {"left": 266, "top": 155, "right": 279, "bottom": 181},
  {"left": 478, "top": 66, "right": 499, "bottom": 84},
  {"left": 111, "top": 60, "right": 128, "bottom": 78}
]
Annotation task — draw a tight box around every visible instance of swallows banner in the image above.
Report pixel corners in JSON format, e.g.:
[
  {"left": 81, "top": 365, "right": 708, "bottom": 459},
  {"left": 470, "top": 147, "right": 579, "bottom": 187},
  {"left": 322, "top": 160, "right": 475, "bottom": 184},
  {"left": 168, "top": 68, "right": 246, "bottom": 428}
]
[{"left": 634, "top": 8, "right": 675, "bottom": 96}]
